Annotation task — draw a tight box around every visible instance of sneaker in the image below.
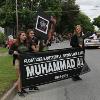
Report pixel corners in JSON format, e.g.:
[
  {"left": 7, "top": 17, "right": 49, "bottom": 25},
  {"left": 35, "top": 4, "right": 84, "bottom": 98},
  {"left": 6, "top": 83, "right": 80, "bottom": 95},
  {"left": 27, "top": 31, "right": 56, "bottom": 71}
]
[
  {"left": 29, "top": 86, "right": 39, "bottom": 90},
  {"left": 22, "top": 89, "right": 28, "bottom": 94},
  {"left": 34, "top": 86, "right": 39, "bottom": 90},
  {"left": 72, "top": 76, "right": 82, "bottom": 81},
  {"left": 17, "top": 91, "right": 25, "bottom": 97},
  {"left": 29, "top": 86, "right": 34, "bottom": 90}
]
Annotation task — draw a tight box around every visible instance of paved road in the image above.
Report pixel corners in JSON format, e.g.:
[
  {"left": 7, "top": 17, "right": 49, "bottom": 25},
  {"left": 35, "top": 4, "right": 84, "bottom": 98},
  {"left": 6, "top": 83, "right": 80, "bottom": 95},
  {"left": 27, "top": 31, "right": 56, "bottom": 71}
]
[{"left": 13, "top": 41, "right": 100, "bottom": 100}]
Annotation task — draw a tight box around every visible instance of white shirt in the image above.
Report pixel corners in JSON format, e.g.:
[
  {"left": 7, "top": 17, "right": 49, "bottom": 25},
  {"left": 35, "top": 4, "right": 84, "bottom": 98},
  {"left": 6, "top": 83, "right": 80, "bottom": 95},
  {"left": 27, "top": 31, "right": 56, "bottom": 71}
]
[{"left": 90, "top": 34, "right": 97, "bottom": 39}]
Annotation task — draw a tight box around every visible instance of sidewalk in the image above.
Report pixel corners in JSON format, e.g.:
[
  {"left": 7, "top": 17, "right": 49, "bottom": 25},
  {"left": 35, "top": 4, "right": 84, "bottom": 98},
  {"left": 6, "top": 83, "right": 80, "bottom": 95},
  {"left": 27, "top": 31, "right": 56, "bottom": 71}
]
[{"left": 1, "top": 82, "right": 17, "bottom": 100}]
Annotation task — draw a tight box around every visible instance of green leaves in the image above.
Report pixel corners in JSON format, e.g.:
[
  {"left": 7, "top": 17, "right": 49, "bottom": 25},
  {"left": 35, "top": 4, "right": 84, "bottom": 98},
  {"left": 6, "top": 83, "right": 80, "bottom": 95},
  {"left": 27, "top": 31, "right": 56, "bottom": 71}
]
[
  {"left": 57, "top": 0, "right": 80, "bottom": 33},
  {"left": 75, "top": 12, "right": 94, "bottom": 33},
  {"left": 93, "top": 16, "right": 100, "bottom": 29},
  {"left": 0, "top": 0, "right": 95, "bottom": 34}
]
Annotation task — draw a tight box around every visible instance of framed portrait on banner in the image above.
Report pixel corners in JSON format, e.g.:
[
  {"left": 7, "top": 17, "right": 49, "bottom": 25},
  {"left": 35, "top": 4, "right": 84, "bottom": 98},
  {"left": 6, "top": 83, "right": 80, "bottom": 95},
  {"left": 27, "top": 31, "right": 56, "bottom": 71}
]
[{"left": 35, "top": 15, "right": 49, "bottom": 34}]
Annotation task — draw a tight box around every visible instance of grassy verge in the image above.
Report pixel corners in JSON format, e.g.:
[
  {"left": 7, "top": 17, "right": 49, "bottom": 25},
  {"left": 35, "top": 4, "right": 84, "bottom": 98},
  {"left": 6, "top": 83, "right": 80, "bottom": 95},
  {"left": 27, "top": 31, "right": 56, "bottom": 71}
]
[
  {"left": 0, "top": 47, "right": 8, "bottom": 53},
  {"left": 0, "top": 48, "right": 17, "bottom": 97}
]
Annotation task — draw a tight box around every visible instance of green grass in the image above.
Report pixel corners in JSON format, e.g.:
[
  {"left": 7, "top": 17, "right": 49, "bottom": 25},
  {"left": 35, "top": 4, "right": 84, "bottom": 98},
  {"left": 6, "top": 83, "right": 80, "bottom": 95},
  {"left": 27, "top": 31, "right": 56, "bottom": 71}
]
[
  {"left": 0, "top": 47, "right": 8, "bottom": 53},
  {"left": 0, "top": 53, "right": 17, "bottom": 97}
]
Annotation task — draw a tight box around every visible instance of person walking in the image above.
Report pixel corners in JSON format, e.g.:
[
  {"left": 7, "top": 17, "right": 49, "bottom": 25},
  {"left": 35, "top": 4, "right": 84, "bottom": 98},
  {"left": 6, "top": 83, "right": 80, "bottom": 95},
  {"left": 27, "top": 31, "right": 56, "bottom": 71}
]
[
  {"left": 70, "top": 25, "right": 84, "bottom": 81},
  {"left": 10, "top": 31, "right": 29, "bottom": 96}
]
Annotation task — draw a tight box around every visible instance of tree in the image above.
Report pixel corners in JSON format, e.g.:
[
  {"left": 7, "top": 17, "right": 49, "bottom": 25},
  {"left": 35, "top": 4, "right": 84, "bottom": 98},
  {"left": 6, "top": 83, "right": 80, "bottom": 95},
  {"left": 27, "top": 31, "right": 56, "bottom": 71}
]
[
  {"left": 0, "top": 0, "right": 6, "bottom": 6},
  {"left": 40, "top": 0, "right": 62, "bottom": 16},
  {"left": 75, "top": 12, "right": 94, "bottom": 33},
  {"left": 0, "top": 0, "right": 93, "bottom": 36},
  {"left": 0, "top": 0, "right": 62, "bottom": 31},
  {"left": 93, "top": 16, "right": 100, "bottom": 30},
  {"left": 57, "top": 0, "right": 80, "bottom": 34},
  {"left": 0, "top": 0, "right": 16, "bottom": 28}
]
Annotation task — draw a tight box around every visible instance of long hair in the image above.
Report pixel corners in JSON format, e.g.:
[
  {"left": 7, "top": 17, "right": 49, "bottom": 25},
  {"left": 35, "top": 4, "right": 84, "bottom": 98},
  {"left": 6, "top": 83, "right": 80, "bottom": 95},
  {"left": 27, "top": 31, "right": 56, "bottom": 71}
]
[
  {"left": 74, "top": 25, "right": 83, "bottom": 36},
  {"left": 15, "top": 31, "right": 27, "bottom": 46},
  {"left": 26, "top": 29, "right": 34, "bottom": 40}
]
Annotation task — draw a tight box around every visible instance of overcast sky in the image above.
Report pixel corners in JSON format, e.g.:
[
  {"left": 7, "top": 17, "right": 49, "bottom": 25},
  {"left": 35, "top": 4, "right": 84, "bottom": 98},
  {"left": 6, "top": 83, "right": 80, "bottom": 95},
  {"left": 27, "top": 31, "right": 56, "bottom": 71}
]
[{"left": 76, "top": 0, "right": 100, "bottom": 20}]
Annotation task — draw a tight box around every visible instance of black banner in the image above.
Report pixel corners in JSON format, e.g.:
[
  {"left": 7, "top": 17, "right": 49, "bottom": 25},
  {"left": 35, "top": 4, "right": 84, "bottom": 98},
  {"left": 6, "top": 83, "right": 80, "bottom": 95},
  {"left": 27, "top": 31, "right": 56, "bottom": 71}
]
[{"left": 19, "top": 48, "right": 85, "bottom": 88}]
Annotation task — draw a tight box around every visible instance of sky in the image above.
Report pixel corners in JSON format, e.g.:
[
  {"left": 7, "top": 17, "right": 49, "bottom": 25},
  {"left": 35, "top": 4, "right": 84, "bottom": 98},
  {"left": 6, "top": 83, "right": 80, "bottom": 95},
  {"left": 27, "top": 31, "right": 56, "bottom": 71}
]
[{"left": 76, "top": 0, "right": 100, "bottom": 21}]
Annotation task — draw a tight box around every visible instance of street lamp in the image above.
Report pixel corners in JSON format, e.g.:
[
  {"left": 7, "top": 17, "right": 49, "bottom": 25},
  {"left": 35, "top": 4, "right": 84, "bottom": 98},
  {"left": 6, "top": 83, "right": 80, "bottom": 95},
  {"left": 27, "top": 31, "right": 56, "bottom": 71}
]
[{"left": 16, "top": 0, "right": 18, "bottom": 34}]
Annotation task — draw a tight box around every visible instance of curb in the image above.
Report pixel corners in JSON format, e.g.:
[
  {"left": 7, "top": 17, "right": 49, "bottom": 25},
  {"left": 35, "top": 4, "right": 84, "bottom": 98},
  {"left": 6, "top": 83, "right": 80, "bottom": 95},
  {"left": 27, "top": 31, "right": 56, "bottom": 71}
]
[{"left": 1, "top": 81, "right": 17, "bottom": 100}]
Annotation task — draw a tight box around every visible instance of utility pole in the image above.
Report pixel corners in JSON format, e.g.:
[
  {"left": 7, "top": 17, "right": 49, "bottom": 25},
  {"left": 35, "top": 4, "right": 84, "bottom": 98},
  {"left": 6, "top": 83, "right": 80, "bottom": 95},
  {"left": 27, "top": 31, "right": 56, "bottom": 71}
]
[
  {"left": 31, "top": 0, "right": 33, "bottom": 10},
  {"left": 16, "top": 0, "right": 18, "bottom": 35}
]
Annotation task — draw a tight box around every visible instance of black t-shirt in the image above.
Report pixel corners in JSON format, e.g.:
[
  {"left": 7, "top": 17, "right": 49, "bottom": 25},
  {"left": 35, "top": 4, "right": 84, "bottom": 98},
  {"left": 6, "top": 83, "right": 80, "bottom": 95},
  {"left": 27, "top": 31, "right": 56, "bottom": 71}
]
[
  {"left": 28, "top": 38, "right": 37, "bottom": 52},
  {"left": 32, "top": 37, "right": 39, "bottom": 45},
  {"left": 32, "top": 37, "right": 47, "bottom": 52},
  {"left": 70, "top": 34, "right": 84, "bottom": 48}
]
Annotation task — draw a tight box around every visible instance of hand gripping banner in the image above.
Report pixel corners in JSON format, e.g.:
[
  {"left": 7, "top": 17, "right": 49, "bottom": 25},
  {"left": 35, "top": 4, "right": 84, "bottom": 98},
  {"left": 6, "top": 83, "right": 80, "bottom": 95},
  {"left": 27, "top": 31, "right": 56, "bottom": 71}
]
[{"left": 19, "top": 48, "right": 90, "bottom": 88}]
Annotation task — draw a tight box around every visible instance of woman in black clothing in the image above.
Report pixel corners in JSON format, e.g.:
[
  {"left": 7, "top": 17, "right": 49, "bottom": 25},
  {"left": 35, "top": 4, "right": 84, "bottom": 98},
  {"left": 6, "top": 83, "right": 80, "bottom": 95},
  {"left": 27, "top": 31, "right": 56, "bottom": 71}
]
[
  {"left": 26, "top": 29, "right": 40, "bottom": 90},
  {"left": 70, "top": 25, "right": 84, "bottom": 81},
  {"left": 26, "top": 29, "right": 40, "bottom": 52}
]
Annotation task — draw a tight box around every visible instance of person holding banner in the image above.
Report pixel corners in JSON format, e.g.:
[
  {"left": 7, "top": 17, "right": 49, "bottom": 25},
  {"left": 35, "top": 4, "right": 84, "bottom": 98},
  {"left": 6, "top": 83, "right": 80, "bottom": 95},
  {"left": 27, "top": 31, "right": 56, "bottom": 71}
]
[
  {"left": 26, "top": 29, "right": 40, "bottom": 90},
  {"left": 10, "top": 31, "right": 29, "bottom": 96},
  {"left": 26, "top": 29, "right": 40, "bottom": 52},
  {"left": 26, "top": 29, "right": 48, "bottom": 52},
  {"left": 70, "top": 25, "right": 84, "bottom": 81}
]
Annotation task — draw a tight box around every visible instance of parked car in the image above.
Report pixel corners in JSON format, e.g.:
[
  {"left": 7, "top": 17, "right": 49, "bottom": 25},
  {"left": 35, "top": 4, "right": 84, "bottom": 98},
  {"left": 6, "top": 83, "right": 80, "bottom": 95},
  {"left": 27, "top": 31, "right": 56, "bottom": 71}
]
[{"left": 84, "top": 37, "right": 100, "bottom": 48}]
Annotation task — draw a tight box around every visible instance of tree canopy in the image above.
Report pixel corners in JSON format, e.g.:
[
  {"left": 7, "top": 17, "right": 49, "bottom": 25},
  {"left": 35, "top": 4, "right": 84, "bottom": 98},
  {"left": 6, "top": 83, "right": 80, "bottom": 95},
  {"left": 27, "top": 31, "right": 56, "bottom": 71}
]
[
  {"left": 56, "top": 0, "right": 80, "bottom": 34},
  {"left": 0, "top": 0, "right": 94, "bottom": 35},
  {"left": 75, "top": 12, "right": 94, "bottom": 33}
]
